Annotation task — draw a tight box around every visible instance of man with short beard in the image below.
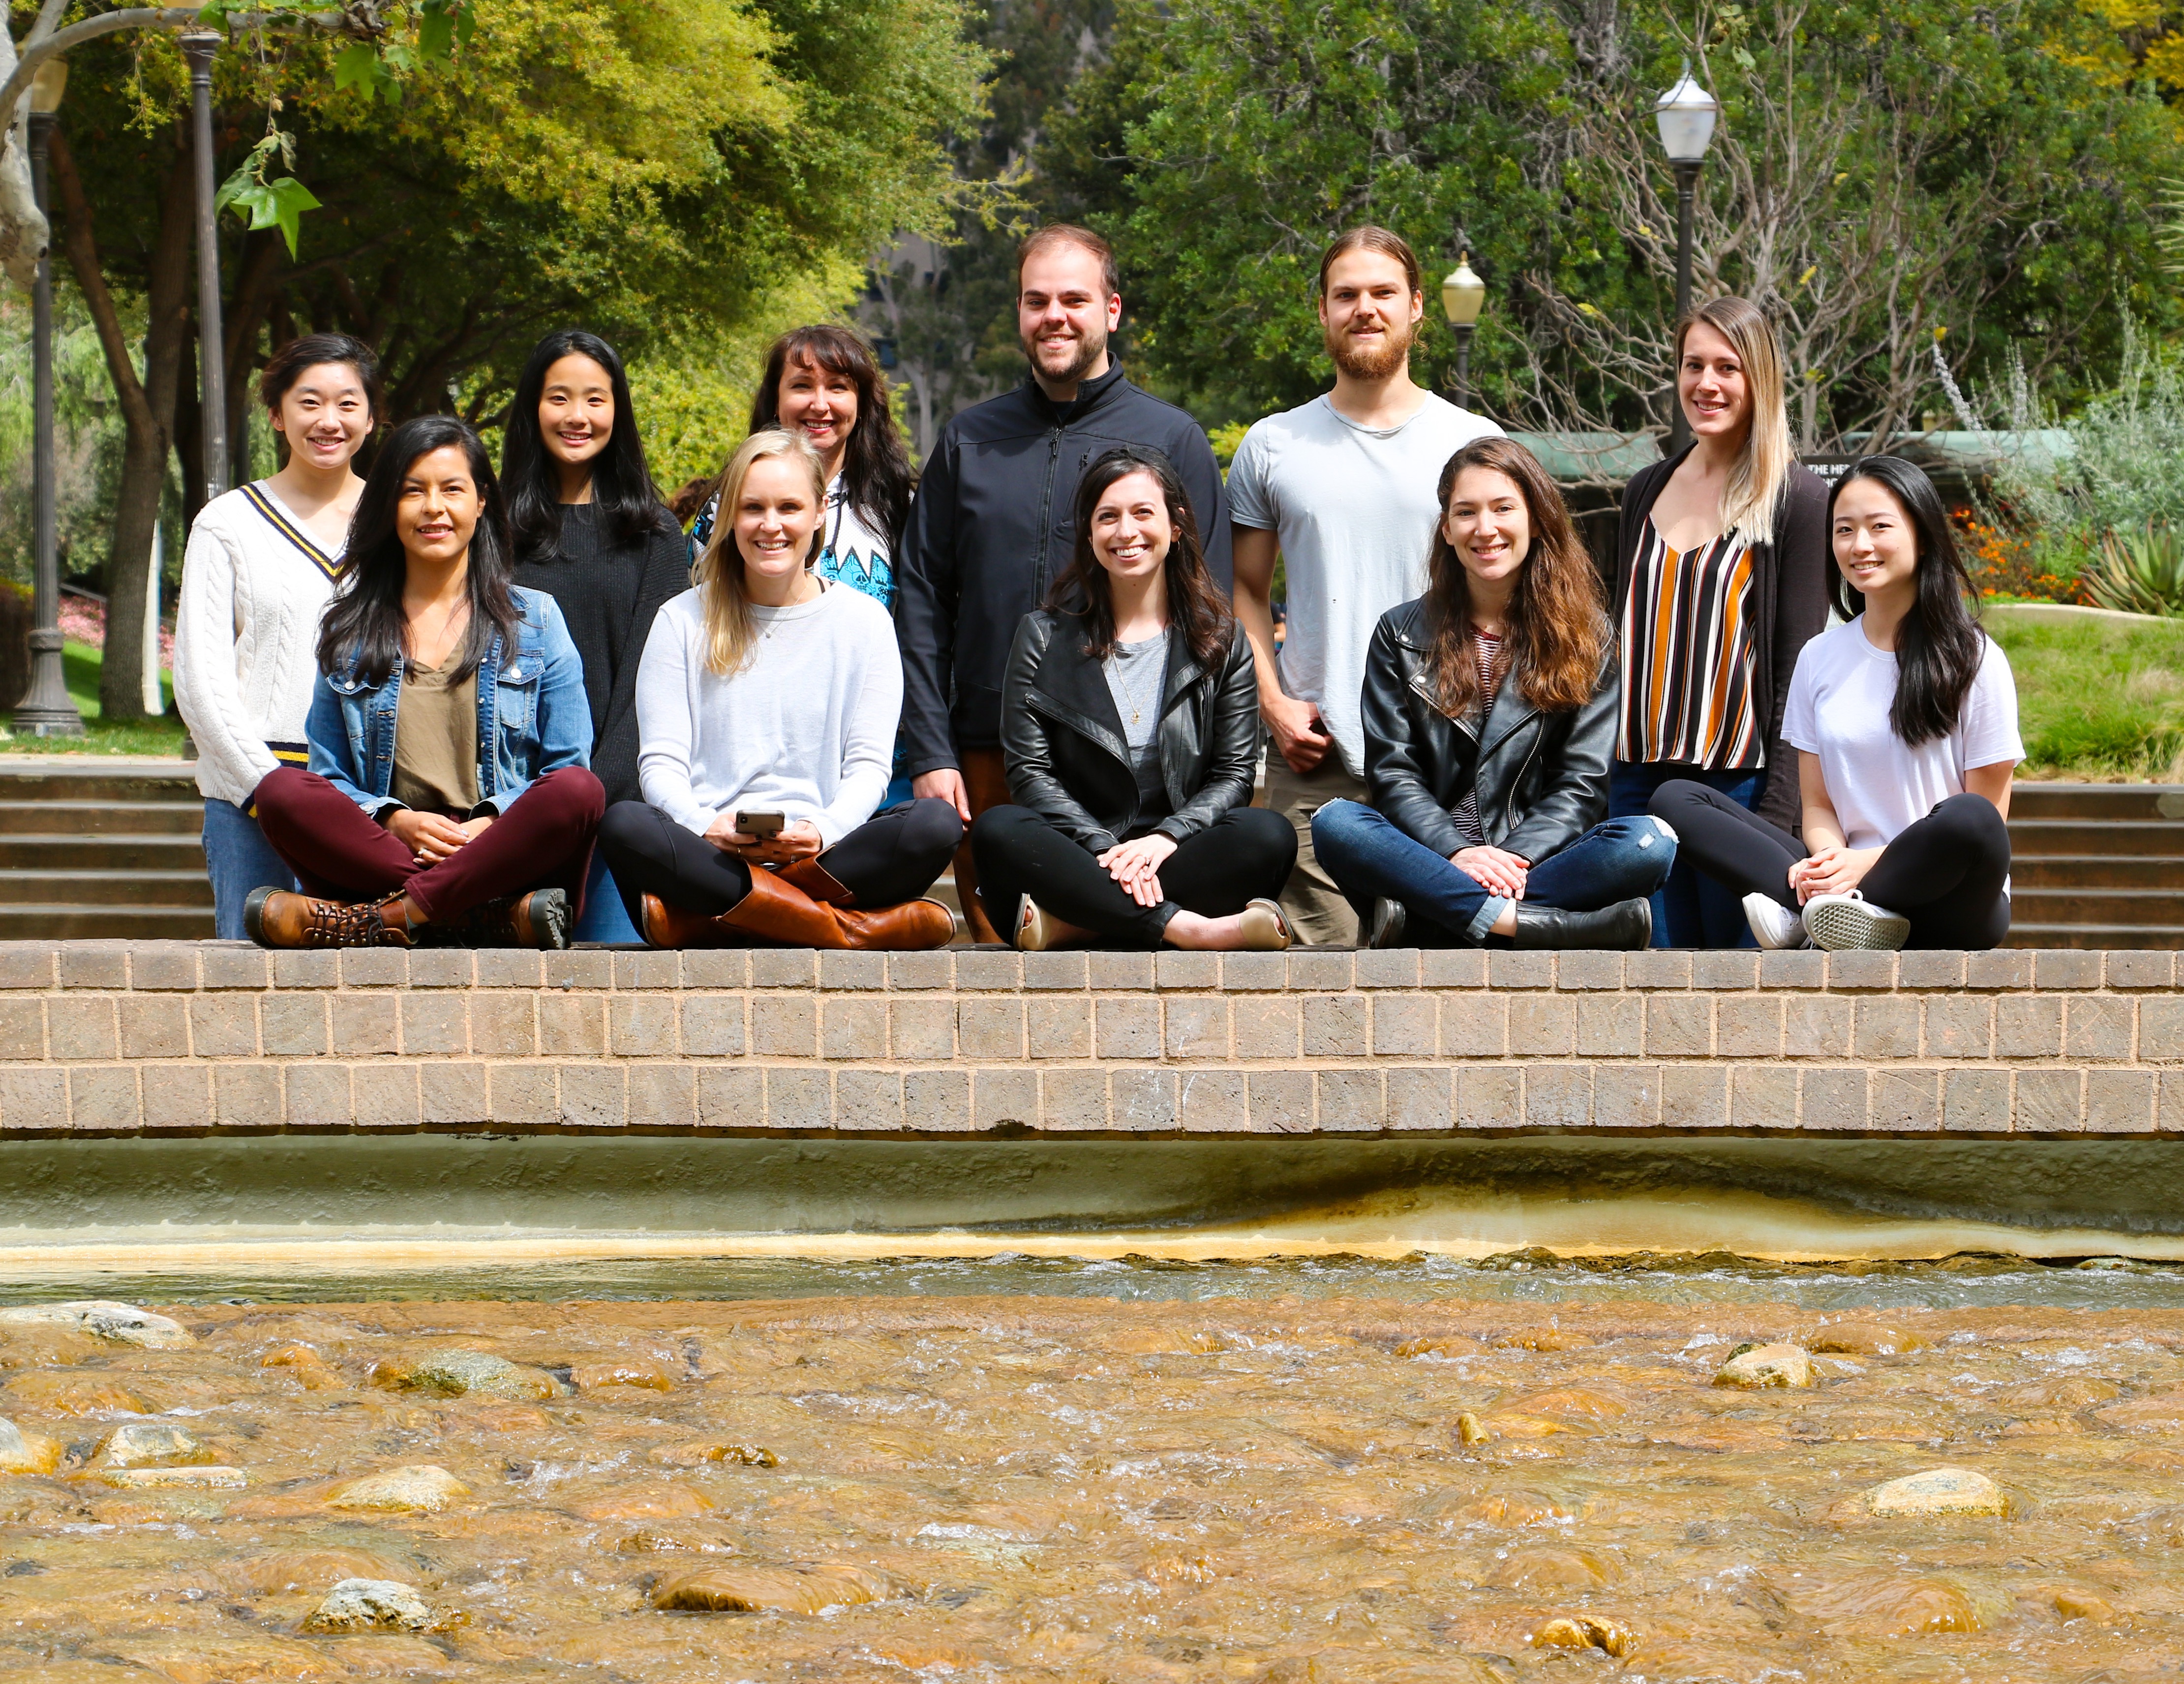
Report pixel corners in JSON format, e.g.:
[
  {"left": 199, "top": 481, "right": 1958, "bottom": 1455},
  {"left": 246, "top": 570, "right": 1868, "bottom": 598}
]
[
  {"left": 897, "top": 223, "right": 1231, "bottom": 943},
  {"left": 1228, "top": 226, "right": 1503, "bottom": 945}
]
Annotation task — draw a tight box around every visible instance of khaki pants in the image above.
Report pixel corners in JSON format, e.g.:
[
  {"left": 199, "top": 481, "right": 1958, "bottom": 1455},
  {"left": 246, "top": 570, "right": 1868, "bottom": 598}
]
[{"left": 1261, "top": 755, "right": 1368, "bottom": 947}]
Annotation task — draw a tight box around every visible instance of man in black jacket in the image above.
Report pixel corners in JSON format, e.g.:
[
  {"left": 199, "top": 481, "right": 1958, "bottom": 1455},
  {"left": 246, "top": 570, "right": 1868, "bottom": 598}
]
[{"left": 896, "top": 223, "right": 1231, "bottom": 941}]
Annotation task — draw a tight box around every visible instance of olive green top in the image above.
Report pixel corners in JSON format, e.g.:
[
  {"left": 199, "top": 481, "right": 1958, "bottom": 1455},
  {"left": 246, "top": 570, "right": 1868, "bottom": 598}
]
[{"left": 389, "top": 656, "right": 480, "bottom": 817}]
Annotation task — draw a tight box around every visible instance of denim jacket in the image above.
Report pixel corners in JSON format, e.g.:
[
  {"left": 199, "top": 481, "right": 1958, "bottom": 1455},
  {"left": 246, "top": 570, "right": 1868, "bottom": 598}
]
[{"left": 306, "top": 585, "right": 592, "bottom": 819}]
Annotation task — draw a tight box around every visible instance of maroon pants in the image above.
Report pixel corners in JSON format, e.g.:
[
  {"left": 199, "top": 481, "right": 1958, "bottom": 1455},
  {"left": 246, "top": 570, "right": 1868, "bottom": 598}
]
[{"left": 254, "top": 765, "right": 604, "bottom": 923}]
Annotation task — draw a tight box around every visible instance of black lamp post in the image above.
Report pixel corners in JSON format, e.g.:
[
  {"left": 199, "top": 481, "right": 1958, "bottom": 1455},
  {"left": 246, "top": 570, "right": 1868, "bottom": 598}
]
[
  {"left": 15, "top": 56, "right": 84, "bottom": 738},
  {"left": 1439, "top": 250, "right": 1486, "bottom": 409},
  {"left": 179, "top": 29, "right": 229, "bottom": 503},
  {"left": 1654, "top": 61, "right": 1720, "bottom": 455}
]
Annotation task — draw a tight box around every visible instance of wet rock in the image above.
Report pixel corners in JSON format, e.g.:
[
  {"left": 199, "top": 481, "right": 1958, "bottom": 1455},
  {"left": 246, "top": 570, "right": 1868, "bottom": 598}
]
[
  {"left": 1480, "top": 1411, "right": 1584, "bottom": 1439},
  {"left": 1490, "top": 1547, "right": 1619, "bottom": 1591},
  {"left": 1531, "top": 1614, "right": 1638, "bottom": 1657},
  {"left": 1795, "top": 1571, "right": 1987, "bottom": 1634},
  {"left": 578, "top": 1484, "right": 714, "bottom": 1521},
  {"left": 301, "top": 1577, "right": 436, "bottom": 1633},
  {"left": 0, "top": 1414, "right": 61, "bottom": 1475},
  {"left": 1394, "top": 1335, "right": 1488, "bottom": 1359},
  {"left": 1494, "top": 1327, "right": 1590, "bottom": 1351},
  {"left": 652, "top": 1563, "right": 888, "bottom": 1614},
  {"left": 386, "top": 1350, "right": 568, "bottom": 1402},
  {"left": 0, "top": 1301, "right": 194, "bottom": 1349},
  {"left": 2054, "top": 1588, "right": 2114, "bottom": 1623},
  {"left": 572, "top": 1358, "right": 675, "bottom": 1392},
  {"left": 1511, "top": 1387, "right": 1628, "bottom": 1420},
  {"left": 648, "top": 1440, "right": 778, "bottom": 1468},
  {"left": 1459, "top": 1489, "right": 1578, "bottom": 1527},
  {"left": 219, "top": 1548, "right": 414, "bottom": 1596},
  {"left": 1454, "top": 1412, "right": 1488, "bottom": 1446},
  {"left": 326, "top": 1465, "right": 469, "bottom": 1513},
  {"left": 97, "top": 1465, "right": 246, "bottom": 1490},
  {"left": 1714, "top": 1343, "right": 1813, "bottom": 1389},
  {"left": 106, "top": 1635, "right": 337, "bottom": 1681},
  {"left": 97, "top": 1422, "right": 206, "bottom": 1468},
  {"left": 1806, "top": 1320, "right": 1927, "bottom": 1356},
  {"left": 2, "top": 1373, "right": 151, "bottom": 1415},
  {"left": 1867, "top": 1467, "right": 2008, "bottom": 1518},
  {"left": 614, "top": 1521, "right": 743, "bottom": 1554},
  {"left": 2094, "top": 1389, "right": 2184, "bottom": 1430}
]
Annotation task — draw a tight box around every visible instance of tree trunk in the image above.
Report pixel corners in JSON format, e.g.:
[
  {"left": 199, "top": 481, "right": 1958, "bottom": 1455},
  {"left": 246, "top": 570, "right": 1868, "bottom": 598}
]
[{"left": 51, "top": 126, "right": 192, "bottom": 724}]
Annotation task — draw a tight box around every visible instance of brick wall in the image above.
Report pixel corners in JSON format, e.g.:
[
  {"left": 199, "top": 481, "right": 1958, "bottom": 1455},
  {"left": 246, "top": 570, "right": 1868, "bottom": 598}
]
[{"left": 0, "top": 941, "right": 2175, "bottom": 1139}]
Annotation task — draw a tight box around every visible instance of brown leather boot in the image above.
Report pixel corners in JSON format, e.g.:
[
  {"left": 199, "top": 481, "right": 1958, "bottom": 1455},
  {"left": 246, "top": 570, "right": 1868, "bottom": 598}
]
[
  {"left": 422, "top": 888, "right": 572, "bottom": 950},
  {"left": 832, "top": 898, "right": 959, "bottom": 950},
  {"left": 245, "top": 886, "right": 416, "bottom": 949},
  {"left": 640, "top": 873, "right": 956, "bottom": 950},
  {"left": 776, "top": 857, "right": 856, "bottom": 906},
  {"left": 639, "top": 893, "right": 741, "bottom": 949}
]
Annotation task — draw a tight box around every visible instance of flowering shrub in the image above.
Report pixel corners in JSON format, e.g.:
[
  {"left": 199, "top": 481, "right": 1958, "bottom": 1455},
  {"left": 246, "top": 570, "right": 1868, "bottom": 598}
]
[
  {"left": 57, "top": 592, "right": 176, "bottom": 666},
  {"left": 1954, "top": 513, "right": 2090, "bottom": 605}
]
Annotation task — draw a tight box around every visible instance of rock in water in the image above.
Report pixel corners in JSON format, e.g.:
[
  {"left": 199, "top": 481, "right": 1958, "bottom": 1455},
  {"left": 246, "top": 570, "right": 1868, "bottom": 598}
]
[
  {"left": 1714, "top": 1343, "right": 1814, "bottom": 1389},
  {"left": 1806, "top": 1320, "right": 1927, "bottom": 1355},
  {"left": 302, "top": 1578, "right": 435, "bottom": 1633},
  {"left": 1867, "top": 1467, "right": 2008, "bottom": 1517},
  {"left": 98, "top": 1465, "right": 247, "bottom": 1489},
  {"left": 0, "top": 1301, "right": 194, "bottom": 1349},
  {"left": 397, "top": 1350, "right": 567, "bottom": 1401},
  {"left": 653, "top": 1564, "right": 886, "bottom": 1614},
  {"left": 325, "top": 1465, "right": 469, "bottom": 1513},
  {"left": 98, "top": 1423, "right": 205, "bottom": 1468},
  {"left": 0, "top": 1415, "right": 61, "bottom": 1475}
]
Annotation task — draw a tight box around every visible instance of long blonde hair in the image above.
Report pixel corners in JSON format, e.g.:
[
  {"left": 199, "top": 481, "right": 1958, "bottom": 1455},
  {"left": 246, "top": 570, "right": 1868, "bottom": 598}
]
[
  {"left": 695, "top": 429, "right": 828, "bottom": 676},
  {"left": 1675, "top": 296, "right": 1792, "bottom": 541}
]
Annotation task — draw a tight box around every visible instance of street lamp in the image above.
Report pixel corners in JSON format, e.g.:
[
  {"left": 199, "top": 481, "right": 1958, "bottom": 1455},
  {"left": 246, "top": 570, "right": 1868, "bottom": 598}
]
[
  {"left": 1440, "top": 250, "right": 1486, "bottom": 408},
  {"left": 1654, "top": 61, "right": 1719, "bottom": 454},
  {"left": 14, "top": 56, "right": 85, "bottom": 737},
  {"left": 179, "top": 30, "right": 228, "bottom": 503}
]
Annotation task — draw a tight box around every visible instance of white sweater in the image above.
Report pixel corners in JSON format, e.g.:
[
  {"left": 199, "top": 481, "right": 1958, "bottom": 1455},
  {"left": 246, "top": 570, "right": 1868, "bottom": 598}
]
[
  {"left": 635, "top": 582, "right": 900, "bottom": 849},
  {"left": 172, "top": 483, "right": 344, "bottom": 807}
]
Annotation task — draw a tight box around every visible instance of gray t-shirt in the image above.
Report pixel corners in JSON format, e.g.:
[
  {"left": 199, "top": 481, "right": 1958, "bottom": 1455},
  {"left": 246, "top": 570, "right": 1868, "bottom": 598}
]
[
  {"left": 1226, "top": 391, "right": 1502, "bottom": 776},
  {"left": 1103, "top": 632, "right": 1169, "bottom": 815}
]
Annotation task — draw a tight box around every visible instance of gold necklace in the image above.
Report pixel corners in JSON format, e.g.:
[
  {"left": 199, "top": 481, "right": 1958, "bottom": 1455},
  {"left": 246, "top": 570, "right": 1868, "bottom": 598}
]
[{"left": 1106, "top": 638, "right": 1162, "bottom": 727}]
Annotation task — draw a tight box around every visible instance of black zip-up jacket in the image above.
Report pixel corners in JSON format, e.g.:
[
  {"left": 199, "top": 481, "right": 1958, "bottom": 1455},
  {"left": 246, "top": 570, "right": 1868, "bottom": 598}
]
[
  {"left": 1362, "top": 598, "right": 1618, "bottom": 864},
  {"left": 896, "top": 363, "right": 1231, "bottom": 776},
  {"left": 1000, "top": 609, "right": 1260, "bottom": 854}
]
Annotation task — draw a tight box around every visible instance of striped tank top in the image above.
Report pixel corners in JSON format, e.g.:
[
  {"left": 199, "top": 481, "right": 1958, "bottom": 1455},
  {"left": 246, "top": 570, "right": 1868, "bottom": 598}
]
[
  {"left": 1616, "top": 519, "right": 1763, "bottom": 770},
  {"left": 1451, "top": 626, "right": 1504, "bottom": 848}
]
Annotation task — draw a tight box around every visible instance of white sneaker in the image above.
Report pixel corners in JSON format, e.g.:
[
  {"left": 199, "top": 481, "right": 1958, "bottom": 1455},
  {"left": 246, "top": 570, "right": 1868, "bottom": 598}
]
[
  {"left": 1742, "top": 892, "right": 1810, "bottom": 950},
  {"left": 1802, "top": 890, "right": 1911, "bottom": 952}
]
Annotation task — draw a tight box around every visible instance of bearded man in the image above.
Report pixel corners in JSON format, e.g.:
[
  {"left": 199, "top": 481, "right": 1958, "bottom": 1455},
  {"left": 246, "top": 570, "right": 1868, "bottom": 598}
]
[
  {"left": 1227, "top": 226, "right": 1503, "bottom": 945},
  {"left": 896, "top": 223, "right": 1231, "bottom": 942}
]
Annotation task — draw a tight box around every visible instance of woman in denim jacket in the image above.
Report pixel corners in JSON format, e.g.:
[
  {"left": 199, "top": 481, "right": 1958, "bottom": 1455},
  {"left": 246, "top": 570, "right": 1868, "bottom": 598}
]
[{"left": 246, "top": 415, "right": 604, "bottom": 949}]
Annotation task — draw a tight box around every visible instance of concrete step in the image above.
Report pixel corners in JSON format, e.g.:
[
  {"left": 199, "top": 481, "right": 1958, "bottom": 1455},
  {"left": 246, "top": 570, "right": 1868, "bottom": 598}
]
[
  {"left": 0, "top": 761, "right": 200, "bottom": 806},
  {"left": 0, "top": 868, "right": 213, "bottom": 908},
  {"left": 0, "top": 904, "right": 215, "bottom": 941},
  {"left": 2010, "top": 782, "right": 2184, "bottom": 821},
  {"left": 0, "top": 832, "right": 208, "bottom": 872},
  {"left": 2010, "top": 855, "right": 2184, "bottom": 890},
  {"left": 2003, "top": 920, "right": 2184, "bottom": 950},
  {"left": 2006, "top": 820, "right": 2184, "bottom": 857},
  {"left": 2009, "top": 885, "right": 2184, "bottom": 924}
]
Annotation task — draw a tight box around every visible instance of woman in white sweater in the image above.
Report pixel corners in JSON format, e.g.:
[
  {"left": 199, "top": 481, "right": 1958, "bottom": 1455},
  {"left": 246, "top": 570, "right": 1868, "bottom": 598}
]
[
  {"left": 174, "top": 335, "right": 379, "bottom": 939},
  {"left": 598, "top": 429, "right": 961, "bottom": 949}
]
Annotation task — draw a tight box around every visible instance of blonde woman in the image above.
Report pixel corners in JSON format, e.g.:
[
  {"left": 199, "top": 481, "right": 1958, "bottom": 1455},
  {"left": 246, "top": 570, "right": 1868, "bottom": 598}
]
[
  {"left": 596, "top": 429, "right": 960, "bottom": 949},
  {"left": 1608, "top": 296, "right": 1831, "bottom": 947}
]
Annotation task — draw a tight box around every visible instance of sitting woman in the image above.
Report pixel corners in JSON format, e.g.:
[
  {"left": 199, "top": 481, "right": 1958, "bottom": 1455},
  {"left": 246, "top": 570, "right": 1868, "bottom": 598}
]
[
  {"left": 1311, "top": 437, "right": 1674, "bottom": 950},
  {"left": 597, "top": 430, "right": 959, "bottom": 949},
  {"left": 971, "top": 445, "right": 1296, "bottom": 951},
  {"left": 1650, "top": 456, "right": 2020, "bottom": 952},
  {"left": 246, "top": 416, "right": 604, "bottom": 949}
]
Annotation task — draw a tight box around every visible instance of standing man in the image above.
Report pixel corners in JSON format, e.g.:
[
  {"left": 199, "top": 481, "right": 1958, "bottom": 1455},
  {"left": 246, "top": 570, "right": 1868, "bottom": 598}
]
[
  {"left": 1228, "top": 227, "right": 1503, "bottom": 945},
  {"left": 897, "top": 223, "right": 1231, "bottom": 943}
]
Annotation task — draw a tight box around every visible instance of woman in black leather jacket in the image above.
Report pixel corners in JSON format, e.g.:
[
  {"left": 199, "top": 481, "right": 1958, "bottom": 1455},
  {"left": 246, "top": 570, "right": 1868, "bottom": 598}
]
[
  {"left": 971, "top": 446, "right": 1296, "bottom": 950},
  {"left": 1312, "top": 437, "right": 1676, "bottom": 950}
]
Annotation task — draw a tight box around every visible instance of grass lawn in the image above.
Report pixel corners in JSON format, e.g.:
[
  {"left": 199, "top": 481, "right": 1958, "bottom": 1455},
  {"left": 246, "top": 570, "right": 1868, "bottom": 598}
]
[
  {"left": 1986, "top": 609, "right": 2184, "bottom": 781},
  {"left": 0, "top": 641, "right": 186, "bottom": 756}
]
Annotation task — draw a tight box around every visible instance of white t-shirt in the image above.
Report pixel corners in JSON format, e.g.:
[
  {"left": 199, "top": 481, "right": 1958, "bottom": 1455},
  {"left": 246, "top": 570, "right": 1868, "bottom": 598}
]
[
  {"left": 1226, "top": 391, "right": 1502, "bottom": 775},
  {"left": 1781, "top": 615, "right": 2024, "bottom": 853},
  {"left": 634, "top": 582, "right": 900, "bottom": 849}
]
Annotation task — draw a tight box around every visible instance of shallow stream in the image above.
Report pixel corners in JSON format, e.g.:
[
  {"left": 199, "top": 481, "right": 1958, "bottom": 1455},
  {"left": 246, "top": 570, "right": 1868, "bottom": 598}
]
[{"left": 5, "top": 1255, "right": 2184, "bottom": 1682}]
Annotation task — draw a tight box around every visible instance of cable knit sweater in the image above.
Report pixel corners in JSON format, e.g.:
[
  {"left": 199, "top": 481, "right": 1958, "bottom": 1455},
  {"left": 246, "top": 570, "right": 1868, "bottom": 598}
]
[{"left": 173, "top": 483, "right": 344, "bottom": 808}]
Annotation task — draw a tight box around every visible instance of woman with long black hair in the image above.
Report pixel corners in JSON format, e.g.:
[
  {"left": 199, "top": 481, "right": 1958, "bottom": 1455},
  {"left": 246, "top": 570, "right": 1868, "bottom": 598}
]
[
  {"left": 502, "top": 329, "right": 692, "bottom": 942},
  {"left": 1651, "top": 456, "right": 2021, "bottom": 951},
  {"left": 970, "top": 445, "right": 1296, "bottom": 951},
  {"left": 1312, "top": 437, "right": 1673, "bottom": 949},
  {"left": 245, "top": 416, "right": 603, "bottom": 949}
]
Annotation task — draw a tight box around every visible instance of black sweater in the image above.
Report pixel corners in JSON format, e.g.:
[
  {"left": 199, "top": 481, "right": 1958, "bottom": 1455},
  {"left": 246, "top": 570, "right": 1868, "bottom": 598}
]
[{"left": 512, "top": 503, "right": 692, "bottom": 807}]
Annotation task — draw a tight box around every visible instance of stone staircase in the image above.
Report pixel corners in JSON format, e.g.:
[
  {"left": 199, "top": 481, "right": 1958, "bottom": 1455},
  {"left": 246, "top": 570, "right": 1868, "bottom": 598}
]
[
  {"left": 2006, "top": 782, "right": 2184, "bottom": 950},
  {"left": 0, "top": 760, "right": 212, "bottom": 941}
]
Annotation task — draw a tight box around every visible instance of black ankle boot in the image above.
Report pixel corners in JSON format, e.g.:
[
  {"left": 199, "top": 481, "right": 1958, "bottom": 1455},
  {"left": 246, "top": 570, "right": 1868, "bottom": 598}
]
[{"left": 1510, "top": 898, "right": 1652, "bottom": 950}]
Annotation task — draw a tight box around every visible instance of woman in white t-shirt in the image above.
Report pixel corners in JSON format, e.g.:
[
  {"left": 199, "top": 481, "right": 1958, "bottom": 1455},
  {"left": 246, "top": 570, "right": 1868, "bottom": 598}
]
[{"left": 1649, "top": 456, "right": 2021, "bottom": 951}]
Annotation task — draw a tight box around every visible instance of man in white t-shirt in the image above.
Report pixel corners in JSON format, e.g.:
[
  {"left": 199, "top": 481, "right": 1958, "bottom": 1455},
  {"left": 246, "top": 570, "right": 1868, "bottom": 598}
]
[{"left": 1228, "top": 226, "right": 1503, "bottom": 944}]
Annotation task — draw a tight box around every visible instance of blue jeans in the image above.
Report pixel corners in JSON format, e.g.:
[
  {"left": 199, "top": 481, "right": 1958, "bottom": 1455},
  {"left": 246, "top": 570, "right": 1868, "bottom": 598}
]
[
  {"left": 573, "top": 849, "right": 641, "bottom": 945},
  {"left": 1610, "top": 761, "right": 1762, "bottom": 949},
  {"left": 1311, "top": 800, "right": 1676, "bottom": 945},
  {"left": 202, "top": 797, "right": 298, "bottom": 941}
]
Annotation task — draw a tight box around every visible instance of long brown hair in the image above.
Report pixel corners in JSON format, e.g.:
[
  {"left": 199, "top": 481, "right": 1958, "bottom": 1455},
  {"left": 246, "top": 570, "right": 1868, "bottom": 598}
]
[
  {"left": 1047, "top": 445, "right": 1233, "bottom": 672},
  {"left": 747, "top": 324, "right": 914, "bottom": 548},
  {"left": 1424, "top": 437, "right": 1608, "bottom": 717}
]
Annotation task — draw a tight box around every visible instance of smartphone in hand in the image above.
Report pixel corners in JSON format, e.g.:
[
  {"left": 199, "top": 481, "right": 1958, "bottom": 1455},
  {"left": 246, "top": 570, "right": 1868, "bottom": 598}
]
[{"left": 735, "top": 811, "right": 787, "bottom": 840}]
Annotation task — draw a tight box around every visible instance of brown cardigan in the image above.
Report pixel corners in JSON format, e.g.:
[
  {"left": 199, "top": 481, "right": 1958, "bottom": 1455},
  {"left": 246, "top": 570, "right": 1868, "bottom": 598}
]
[{"left": 1612, "top": 448, "right": 1833, "bottom": 831}]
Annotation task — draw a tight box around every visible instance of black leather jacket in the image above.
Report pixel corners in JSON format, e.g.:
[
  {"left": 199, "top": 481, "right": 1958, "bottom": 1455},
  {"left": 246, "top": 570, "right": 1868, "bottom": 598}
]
[
  {"left": 1361, "top": 597, "right": 1617, "bottom": 864},
  {"left": 1000, "top": 609, "right": 1261, "bottom": 853}
]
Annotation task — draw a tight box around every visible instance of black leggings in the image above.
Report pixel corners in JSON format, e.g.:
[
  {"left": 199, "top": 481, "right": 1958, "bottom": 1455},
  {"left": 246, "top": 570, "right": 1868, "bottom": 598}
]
[
  {"left": 971, "top": 804, "right": 1297, "bottom": 949},
  {"left": 598, "top": 798, "right": 963, "bottom": 924},
  {"left": 1649, "top": 781, "right": 2011, "bottom": 949}
]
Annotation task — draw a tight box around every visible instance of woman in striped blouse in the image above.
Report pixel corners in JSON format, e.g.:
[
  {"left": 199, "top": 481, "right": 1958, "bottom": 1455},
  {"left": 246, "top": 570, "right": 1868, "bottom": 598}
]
[{"left": 1607, "top": 297, "right": 1831, "bottom": 947}]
